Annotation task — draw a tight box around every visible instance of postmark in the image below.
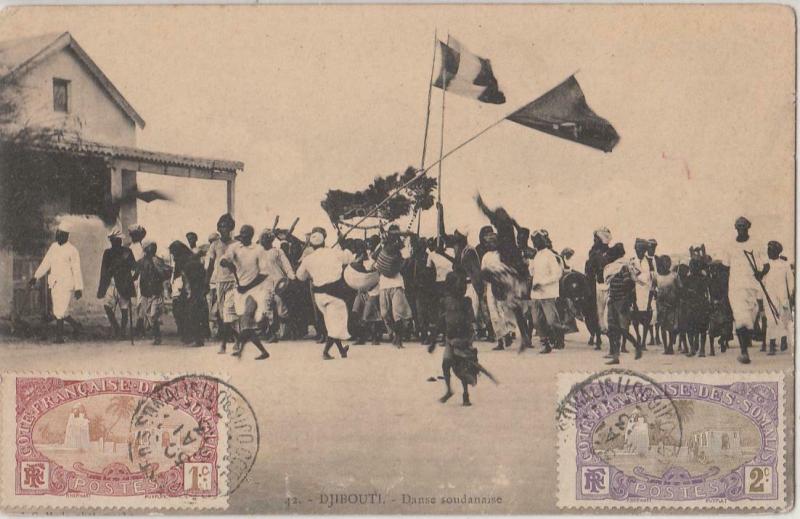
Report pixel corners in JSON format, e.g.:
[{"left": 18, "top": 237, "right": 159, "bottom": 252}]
[
  {"left": 557, "top": 371, "right": 786, "bottom": 510},
  {"left": 0, "top": 372, "right": 234, "bottom": 510},
  {"left": 130, "top": 374, "right": 259, "bottom": 496}
]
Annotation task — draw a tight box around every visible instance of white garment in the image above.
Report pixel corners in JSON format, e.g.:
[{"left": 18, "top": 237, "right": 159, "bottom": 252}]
[
  {"left": 34, "top": 242, "right": 83, "bottom": 291},
  {"left": 378, "top": 273, "right": 405, "bottom": 290},
  {"left": 765, "top": 259, "right": 794, "bottom": 341},
  {"left": 296, "top": 247, "right": 354, "bottom": 287},
  {"left": 427, "top": 251, "right": 453, "bottom": 282},
  {"left": 34, "top": 242, "right": 83, "bottom": 319},
  {"left": 633, "top": 256, "right": 654, "bottom": 310},
  {"left": 721, "top": 240, "right": 764, "bottom": 330},
  {"left": 721, "top": 240, "right": 763, "bottom": 292},
  {"left": 530, "top": 248, "right": 562, "bottom": 300},
  {"left": 313, "top": 292, "right": 350, "bottom": 340}
]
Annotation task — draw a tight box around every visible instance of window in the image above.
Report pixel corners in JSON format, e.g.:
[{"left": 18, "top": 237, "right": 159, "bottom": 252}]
[{"left": 53, "top": 78, "right": 70, "bottom": 112}]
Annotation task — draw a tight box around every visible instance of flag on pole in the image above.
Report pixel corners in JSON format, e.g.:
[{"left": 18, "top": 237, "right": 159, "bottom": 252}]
[
  {"left": 433, "top": 38, "right": 506, "bottom": 104},
  {"left": 506, "top": 76, "right": 620, "bottom": 152}
]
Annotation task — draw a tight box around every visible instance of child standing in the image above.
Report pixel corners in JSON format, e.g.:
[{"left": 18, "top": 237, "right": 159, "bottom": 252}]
[
  {"left": 655, "top": 255, "right": 677, "bottom": 354},
  {"left": 429, "top": 272, "right": 495, "bottom": 406}
]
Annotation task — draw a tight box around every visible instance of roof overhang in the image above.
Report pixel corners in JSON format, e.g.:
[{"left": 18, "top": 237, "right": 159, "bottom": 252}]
[{"left": 9, "top": 132, "right": 243, "bottom": 181}]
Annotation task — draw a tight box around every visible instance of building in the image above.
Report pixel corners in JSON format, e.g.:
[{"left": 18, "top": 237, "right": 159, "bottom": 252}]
[{"left": 0, "top": 32, "right": 243, "bottom": 322}]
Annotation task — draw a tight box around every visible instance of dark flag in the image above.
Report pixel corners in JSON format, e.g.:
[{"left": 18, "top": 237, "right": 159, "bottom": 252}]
[
  {"left": 507, "top": 76, "right": 619, "bottom": 152},
  {"left": 433, "top": 38, "right": 506, "bottom": 104}
]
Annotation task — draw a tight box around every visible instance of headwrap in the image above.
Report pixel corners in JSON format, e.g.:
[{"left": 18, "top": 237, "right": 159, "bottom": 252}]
[
  {"left": 107, "top": 227, "right": 122, "bottom": 239},
  {"left": 735, "top": 216, "right": 751, "bottom": 229},
  {"left": 647, "top": 238, "right": 658, "bottom": 247},
  {"left": 143, "top": 240, "right": 156, "bottom": 251},
  {"left": 208, "top": 232, "right": 220, "bottom": 243},
  {"left": 128, "top": 224, "right": 145, "bottom": 234},
  {"left": 479, "top": 225, "right": 494, "bottom": 240},
  {"left": 309, "top": 232, "right": 325, "bottom": 247},
  {"left": 56, "top": 221, "right": 72, "bottom": 233},
  {"left": 635, "top": 238, "right": 648, "bottom": 248},
  {"left": 594, "top": 227, "right": 612, "bottom": 245},
  {"left": 560, "top": 247, "right": 575, "bottom": 259},
  {"left": 532, "top": 229, "right": 548, "bottom": 240}
]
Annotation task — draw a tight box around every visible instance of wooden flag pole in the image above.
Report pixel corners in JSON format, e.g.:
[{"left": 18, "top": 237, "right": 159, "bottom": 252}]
[
  {"left": 436, "top": 34, "right": 449, "bottom": 244},
  {"left": 419, "top": 29, "right": 438, "bottom": 172}
]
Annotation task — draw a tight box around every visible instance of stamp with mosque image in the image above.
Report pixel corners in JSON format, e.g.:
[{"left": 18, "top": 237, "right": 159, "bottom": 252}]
[
  {"left": 556, "top": 370, "right": 786, "bottom": 510},
  {"left": 0, "top": 373, "right": 236, "bottom": 510}
]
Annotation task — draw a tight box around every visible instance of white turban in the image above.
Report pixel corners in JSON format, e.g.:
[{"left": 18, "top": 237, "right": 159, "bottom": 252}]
[{"left": 594, "top": 227, "right": 612, "bottom": 245}]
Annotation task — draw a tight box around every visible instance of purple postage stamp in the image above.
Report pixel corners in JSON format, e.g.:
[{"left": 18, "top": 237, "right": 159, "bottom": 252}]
[{"left": 556, "top": 371, "right": 786, "bottom": 510}]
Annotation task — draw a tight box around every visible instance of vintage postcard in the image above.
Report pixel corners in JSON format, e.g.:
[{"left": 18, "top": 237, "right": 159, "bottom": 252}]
[{"left": 0, "top": 3, "right": 794, "bottom": 515}]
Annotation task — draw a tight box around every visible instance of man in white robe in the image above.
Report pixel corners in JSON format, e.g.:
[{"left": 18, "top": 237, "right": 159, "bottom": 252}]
[
  {"left": 720, "top": 217, "right": 769, "bottom": 364},
  {"left": 297, "top": 228, "right": 355, "bottom": 360},
  {"left": 29, "top": 223, "right": 83, "bottom": 343}
]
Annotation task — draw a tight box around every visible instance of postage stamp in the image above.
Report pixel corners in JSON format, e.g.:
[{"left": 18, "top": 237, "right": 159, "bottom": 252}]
[
  {"left": 0, "top": 372, "right": 246, "bottom": 510},
  {"left": 556, "top": 371, "right": 786, "bottom": 510}
]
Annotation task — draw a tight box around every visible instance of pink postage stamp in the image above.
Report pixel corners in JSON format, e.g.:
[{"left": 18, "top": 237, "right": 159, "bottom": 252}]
[{"left": 0, "top": 373, "right": 231, "bottom": 510}]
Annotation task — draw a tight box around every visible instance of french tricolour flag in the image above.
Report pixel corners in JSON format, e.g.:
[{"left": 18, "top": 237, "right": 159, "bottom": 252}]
[{"left": 433, "top": 38, "right": 506, "bottom": 105}]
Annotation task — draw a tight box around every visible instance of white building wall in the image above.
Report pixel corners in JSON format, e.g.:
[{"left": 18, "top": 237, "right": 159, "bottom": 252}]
[{"left": 9, "top": 46, "right": 136, "bottom": 147}]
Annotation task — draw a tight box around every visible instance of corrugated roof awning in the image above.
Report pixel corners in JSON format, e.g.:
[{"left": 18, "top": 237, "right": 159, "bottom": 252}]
[{"left": 43, "top": 137, "right": 244, "bottom": 173}]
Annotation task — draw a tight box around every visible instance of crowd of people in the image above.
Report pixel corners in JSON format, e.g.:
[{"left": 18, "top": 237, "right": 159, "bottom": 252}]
[{"left": 27, "top": 196, "right": 795, "bottom": 404}]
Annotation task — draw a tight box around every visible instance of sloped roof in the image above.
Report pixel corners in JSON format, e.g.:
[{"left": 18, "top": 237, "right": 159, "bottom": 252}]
[
  {"left": 0, "top": 31, "right": 145, "bottom": 128},
  {"left": 42, "top": 135, "right": 243, "bottom": 173}
]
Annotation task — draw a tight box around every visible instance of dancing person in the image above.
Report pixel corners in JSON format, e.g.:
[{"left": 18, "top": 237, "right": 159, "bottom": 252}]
[
  {"left": 219, "top": 224, "right": 270, "bottom": 359},
  {"left": 168, "top": 240, "right": 208, "bottom": 347},
  {"left": 529, "top": 229, "right": 564, "bottom": 354},
  {"left": 428, "top": 271, "right": 494, "bottom": 406},
  {"left": 133, "top": 241, "right": 170, "bottom": 345},
  {"left": 585, "top": 227, "right": 612, "bottom": 348},
  {"left": 603, "top": 243, "right": 641, "bottom": 364},
  {"left": 374, "top": 225, "right": 413, "bottom": 348},
  {"left": 97, "top": 228, "right": 136, "bottom": 340},
  {"left": 28, "top": 222, "right": 83, "bottom": 343},
  {"left": 128, "top": 224, "right": 147, "bottom": 337},
  {"left": 206, "top": 214, "right": 239, "bottom": 354},
  {"left": 296, "top": 227, "right": 355, "bottom": 359},
  {"left": 258, "top": 229, "right": 296, "bottom": 342}
]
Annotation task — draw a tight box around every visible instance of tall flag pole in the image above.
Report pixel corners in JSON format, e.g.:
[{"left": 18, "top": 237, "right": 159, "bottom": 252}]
[
  {"left": 436, "top": 34, "right": 450, "bottom": 243},
  {"left": 419, "top": 30, "right": 438, "bottom": 171},
  {"left": 416, "top": 29, "right": 438, "bottom": 240}
]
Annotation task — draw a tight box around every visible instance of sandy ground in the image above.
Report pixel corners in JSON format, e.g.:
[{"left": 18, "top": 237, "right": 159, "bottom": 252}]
[{"left": 0, "top": 330, "right": 793, "bottom": 514}]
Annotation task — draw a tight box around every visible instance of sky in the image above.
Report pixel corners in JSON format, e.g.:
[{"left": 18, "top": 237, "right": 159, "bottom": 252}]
[{"left": 0, "top": 4, "right": 795, "bottom": 266}]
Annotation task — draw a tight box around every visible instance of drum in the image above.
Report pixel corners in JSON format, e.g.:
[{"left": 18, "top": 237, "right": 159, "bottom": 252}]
[
  {"left": 560, "top": 270, "right": 588, "bottom": 301},
  {"left": 343, "top": 264, "right": 379, "bottom": 291},
  {"left": 274, "top": 277, "right": 290, "bottom": 296}
]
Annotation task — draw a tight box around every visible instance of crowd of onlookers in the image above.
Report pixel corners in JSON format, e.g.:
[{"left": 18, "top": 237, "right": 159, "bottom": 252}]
[{"left": 29, "top": 204, "right": 794, "bottom": 368}]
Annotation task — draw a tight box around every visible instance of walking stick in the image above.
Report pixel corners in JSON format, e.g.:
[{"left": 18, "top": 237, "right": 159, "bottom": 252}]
[
  {"left": 743, "top": 250, "right": 779, "bottom": 324},
  {"left": 129, "top": 301, "right": 134, "bottom": 345}
]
